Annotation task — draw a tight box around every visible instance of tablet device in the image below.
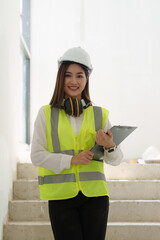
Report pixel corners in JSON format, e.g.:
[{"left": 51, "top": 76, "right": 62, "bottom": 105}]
[{"left": 91, "top": 125, "right": 137, "bottom": 160}]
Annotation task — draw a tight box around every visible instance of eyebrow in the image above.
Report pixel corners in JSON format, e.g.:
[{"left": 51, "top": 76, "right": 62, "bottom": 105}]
[{"left": 65, "top": 71, "right": 84, "bottom": 75}]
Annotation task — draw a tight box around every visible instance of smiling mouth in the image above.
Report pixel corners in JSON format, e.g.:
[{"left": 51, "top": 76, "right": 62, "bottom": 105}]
[{"left": 68, "top": 86, "right": 79, "bottom": 91}]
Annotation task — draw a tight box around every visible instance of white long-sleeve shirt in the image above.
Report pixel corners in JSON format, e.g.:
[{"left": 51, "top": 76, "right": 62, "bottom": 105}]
[{"left": 31, "top": 106, "right": 123, "bottom": 174}]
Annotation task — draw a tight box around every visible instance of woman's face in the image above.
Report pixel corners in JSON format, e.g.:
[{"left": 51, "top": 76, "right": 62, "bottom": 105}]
[{"left": 63, "top": 64, "right": 87, "bottom": 100}]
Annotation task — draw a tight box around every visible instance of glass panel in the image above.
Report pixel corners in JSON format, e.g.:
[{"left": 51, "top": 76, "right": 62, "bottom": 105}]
[
  {"left": 20, "top": 0, "right": 30, "bottom": 50},
  {"left": 20, "top": 50, "right": 30, "bottom": 144}
]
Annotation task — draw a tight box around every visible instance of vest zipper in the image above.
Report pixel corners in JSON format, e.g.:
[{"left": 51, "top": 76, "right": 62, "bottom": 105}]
[
  {"left": 75, "top": 137, "right": 82, "bottom": 192},
  {"left": 75, "top": 165, "right": 81, "bottom": 191}
]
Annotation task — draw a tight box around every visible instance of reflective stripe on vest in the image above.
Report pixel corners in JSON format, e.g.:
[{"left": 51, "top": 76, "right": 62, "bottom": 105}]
[
  {"left": 93, "top": 106, "right": 102, "bottom": 132},
  {"left": 50, "top": 106, "right": 102, "bottom": 153},
  {"left": 38, "top": 173, "right": 76, "bottom": 185},
  {"left": 79, "top": 171, "right": 106, "bottom": 181},
  {"left": 38, "top": 171, "right": 105, "bottom": 185}
]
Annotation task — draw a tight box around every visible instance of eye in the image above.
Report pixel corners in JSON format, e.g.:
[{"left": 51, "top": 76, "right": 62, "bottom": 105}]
[
  {"left": 77, "top": 75, "right": 83, "bottom": 78},
  {"left": 65, "top": 74, "right": 71, "bottom": 78}
]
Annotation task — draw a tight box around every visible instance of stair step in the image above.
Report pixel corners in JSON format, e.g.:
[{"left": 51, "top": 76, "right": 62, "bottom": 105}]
[
  {"left": 108, "top": 222, "right": 160, "bottom": 240},
  {"left": 13, "top": 179, "right": 160, "bottom": 200},
  {"left": 17, "top": 163, "right": 160, "bottom": 180},
  {"left": 104, "top": 163, "right": 160, "bottom": 180},
  {"left": 3, "top": 222, "right": 53, "bottom": 240},
  {"left": 17, "top": 163, "right": 38, "bottom": 180},
  {"left": 108, "top": 200, "right": 160, "bottom": 222},
  {"left": 108, "top": 180, "right": 160, "bottom": 200},
  {"left": 3, "top": 221, "right": 160, "bottom": 240},
  {"left": 9, "top": 200, "right": 160, "bottom": 222},
  {"left": 9, "top": 200, "right": 49, "bottom": 222},
  {"left": 13, "top": 180, "right": 40, "bottom": 200}
]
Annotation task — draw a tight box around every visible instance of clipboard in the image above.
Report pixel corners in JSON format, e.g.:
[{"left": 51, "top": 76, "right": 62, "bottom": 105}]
[
  {"left": 91, "top": 125, "right": 137, "bottom": 160},
  {"left": 109, "top": 125, "right": 137, "bottom": 146}
]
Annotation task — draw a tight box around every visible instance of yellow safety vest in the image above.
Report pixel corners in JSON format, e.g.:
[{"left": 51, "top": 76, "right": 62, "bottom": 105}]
[{"left": 38, "top": 105, "right": 109, "bottom": 200}]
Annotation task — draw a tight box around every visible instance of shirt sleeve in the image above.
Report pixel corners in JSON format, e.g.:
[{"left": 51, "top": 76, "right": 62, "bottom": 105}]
[
  {"left": 102, "top": 119, "right": 124, "bottom": 166},
  {"left": 30, "top": 107, "right": 72, "bottom": 174}
]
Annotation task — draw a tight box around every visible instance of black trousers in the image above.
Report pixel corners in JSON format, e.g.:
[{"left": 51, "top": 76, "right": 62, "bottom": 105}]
[{"left": 48, "top": 191, "right": 109, "bottom": 240}]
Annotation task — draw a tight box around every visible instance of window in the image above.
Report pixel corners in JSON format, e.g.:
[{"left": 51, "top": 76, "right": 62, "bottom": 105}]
[{"left": 20, "top": 0, "right": 31, "bottom": 144}]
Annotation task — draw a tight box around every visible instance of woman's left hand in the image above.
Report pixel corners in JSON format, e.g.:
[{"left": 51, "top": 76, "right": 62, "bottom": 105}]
[{"left": 95, "top": 129, "right": 115, "bottom": 150}]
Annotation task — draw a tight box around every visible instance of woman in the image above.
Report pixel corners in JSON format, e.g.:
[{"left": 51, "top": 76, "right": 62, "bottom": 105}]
[{"left": 31, "top": 47, "right": 123, "bottom": 240}]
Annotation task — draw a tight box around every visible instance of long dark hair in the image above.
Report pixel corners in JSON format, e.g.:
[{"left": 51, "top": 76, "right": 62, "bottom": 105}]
[{"left": 49, "top": 62, "right": 91, "bottom": 108}]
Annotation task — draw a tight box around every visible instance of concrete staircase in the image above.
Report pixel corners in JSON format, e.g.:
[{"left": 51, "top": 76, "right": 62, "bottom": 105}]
[{"left": 3, "top": 163, "right": 160, "bottom": 240}]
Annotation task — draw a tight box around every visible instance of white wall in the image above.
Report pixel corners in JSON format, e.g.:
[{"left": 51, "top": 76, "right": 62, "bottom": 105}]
[
  {"left": 31, "top": 0, "right": 160, "bottom": 160},
  {"left": 0, "top": 0, "right": 21, "bottom": 238}
]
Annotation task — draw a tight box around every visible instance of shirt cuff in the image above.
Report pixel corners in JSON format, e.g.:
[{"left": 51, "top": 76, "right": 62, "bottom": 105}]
[
  {"left": 103, "top": 146, "right": 123, "bottom": 166},
  {"left": 60, "top": 154, "right": 72, "bottom": 172}
]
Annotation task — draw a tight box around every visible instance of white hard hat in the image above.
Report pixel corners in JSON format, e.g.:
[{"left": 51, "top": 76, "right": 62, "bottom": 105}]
[{"left": 58, "top": 47, "right": 93, "bottom": 74}]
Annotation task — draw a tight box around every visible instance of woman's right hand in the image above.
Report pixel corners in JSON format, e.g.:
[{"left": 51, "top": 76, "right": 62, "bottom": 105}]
[{"left": 71, "top": 150, "right": 94, "bottom": 165}]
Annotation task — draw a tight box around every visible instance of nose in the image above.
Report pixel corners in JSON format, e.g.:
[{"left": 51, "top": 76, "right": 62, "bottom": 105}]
[{"left": 70, "top": 76, "right": 77, "bottom": 84}]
